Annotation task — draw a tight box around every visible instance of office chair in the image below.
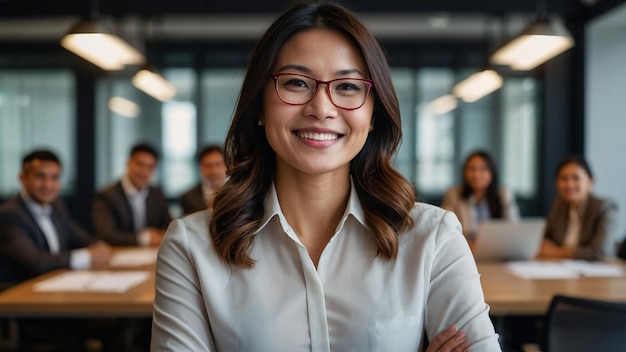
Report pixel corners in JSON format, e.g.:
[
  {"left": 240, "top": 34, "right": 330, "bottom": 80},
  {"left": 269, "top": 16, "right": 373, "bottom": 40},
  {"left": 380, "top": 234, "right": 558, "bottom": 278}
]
[
  {"left": 545, "top": 295, "right": 626, "bottom": 352},
  {"left": 0, "top": 318, "right": 18, "bottom": 351},
  {"left": 0, "top": 283, "right": 18, "bottom": 350}
]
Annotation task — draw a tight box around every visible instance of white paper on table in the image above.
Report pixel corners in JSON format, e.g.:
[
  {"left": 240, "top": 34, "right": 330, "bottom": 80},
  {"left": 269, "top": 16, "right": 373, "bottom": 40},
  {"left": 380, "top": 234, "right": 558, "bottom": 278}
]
[
  {"left": 560, "top": 260, "right": 624, "bottom": 277},
  {"left": 108, "top": 248, "right": 158, "bottom": 267},
  {"left": 33, "top": 271, "right": 96, "bottom": 291},
  {"left": 34, "top": 271, "right": 150, "bottom": 293},
  {"left": 505, "top": 261, "right": 580, "bottom": 279}
]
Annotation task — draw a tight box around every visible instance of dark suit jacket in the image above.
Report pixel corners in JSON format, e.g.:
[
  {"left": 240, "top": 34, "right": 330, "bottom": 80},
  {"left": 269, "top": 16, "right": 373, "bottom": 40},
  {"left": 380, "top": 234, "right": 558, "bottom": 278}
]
[
  {"left": 543, "top": 194, "right": 618, "bottom": 260},
  {"left": 0, "top": 195, "right": 95, "bottom": 285},
  {"left": 180, "top": 183, "right": 207, "bottom": 216},
  {"left": 92, "top": 181, "right": 172, "bottom": 246}
]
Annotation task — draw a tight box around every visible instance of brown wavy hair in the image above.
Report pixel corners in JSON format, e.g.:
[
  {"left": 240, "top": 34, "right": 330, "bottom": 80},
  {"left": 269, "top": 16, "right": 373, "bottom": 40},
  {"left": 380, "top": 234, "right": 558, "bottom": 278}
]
[{"left": 210, "top": 1, "right": 416, "bottom": 268}]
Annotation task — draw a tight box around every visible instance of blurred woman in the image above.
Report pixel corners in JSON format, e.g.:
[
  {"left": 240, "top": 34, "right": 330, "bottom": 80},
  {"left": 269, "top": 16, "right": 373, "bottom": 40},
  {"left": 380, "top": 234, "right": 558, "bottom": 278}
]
[
  {"left": 442, "top": 150, "right": 519, "bottom": 243},
  {"left": 539, "top": 155, "right": 618, "bottom": 260}
]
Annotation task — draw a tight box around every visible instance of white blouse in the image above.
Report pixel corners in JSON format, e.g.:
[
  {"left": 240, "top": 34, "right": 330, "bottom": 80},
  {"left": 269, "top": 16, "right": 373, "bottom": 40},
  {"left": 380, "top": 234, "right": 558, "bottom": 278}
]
[{"left": 152, "top": 184, "right": 500, "bottom": 351}]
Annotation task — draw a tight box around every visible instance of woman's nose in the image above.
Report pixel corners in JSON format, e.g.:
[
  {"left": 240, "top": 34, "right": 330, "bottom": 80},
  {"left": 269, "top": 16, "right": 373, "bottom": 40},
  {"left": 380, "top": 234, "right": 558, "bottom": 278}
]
[{"left": 305, "top": 85, "right": 338, "bottom": 119}]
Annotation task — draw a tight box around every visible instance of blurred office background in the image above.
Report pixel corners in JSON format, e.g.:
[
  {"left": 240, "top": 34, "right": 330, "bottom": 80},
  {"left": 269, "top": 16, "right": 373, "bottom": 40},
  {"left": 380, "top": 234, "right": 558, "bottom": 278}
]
[{"left": 0, "top": 0, "right": 625, "bottom": 236}]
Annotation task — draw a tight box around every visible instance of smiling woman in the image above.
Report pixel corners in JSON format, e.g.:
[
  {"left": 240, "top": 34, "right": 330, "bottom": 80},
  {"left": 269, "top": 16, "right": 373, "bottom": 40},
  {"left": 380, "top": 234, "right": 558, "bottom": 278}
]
[
  {"left": 261, "top": 28, "right": 375, "bottom": 181},
  {"left": 151, "top": 2, "right": 501, "bottom": 351},
  {"left": 539, "top": 155, "right": 619, "bottom": 261},
  {"left": 442, "top": 150, "right": 520, "bottom": 243}
]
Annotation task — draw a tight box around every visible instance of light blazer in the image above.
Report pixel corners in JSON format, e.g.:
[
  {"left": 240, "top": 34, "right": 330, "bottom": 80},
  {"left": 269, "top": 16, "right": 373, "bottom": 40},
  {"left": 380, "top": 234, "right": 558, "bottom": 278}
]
[
  {"left": 441, "top": 185, "right": 520, "bottom": 239},
  {"left": 180, "top": 183, "right": 207, "bottom": 216},
  {"left": 92, "top": 181, "right": 172, "bottom": 246},
  {"left": 543, "top": 194, "right": 618, "bottom": 260},
  {"left": 0, "top": 195, "right": 94, "bottom": 285}
]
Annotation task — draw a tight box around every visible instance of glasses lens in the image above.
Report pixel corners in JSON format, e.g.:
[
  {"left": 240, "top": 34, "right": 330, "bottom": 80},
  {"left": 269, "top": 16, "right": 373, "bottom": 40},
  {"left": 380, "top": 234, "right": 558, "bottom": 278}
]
[
  {"left": 329, "top": 79, "right": 370, "bottom": 109},
  {"left": 274, "top": 74, "right": 316, "bottom": 105}
]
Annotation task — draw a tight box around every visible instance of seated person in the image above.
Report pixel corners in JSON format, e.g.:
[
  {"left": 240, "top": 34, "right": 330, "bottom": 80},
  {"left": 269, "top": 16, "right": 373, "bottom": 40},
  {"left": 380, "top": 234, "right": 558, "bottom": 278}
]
[
  {"left": 0, "top": 150, "right": 113, "bottom": 349},
  {"left": 0, "top": 149, "right": 111, "bottom": 285},
  {"left": 180, "top": 145, "right": 227, "bottom": 215},
  {"left": 442, "top": 150, "right": 519, "bottom": 246},
  {"left": 93, "top": 143, "right": 172, "bottom": 247},
  {"left": 538, "top": 155, "right": 618, "bottom": 260}
]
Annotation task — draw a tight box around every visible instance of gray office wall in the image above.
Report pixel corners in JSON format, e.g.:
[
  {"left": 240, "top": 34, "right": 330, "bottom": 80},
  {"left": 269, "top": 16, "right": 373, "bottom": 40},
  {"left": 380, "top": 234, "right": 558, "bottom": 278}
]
[{"left": 586, "top": 2, "right": 626, "bottom": 244}]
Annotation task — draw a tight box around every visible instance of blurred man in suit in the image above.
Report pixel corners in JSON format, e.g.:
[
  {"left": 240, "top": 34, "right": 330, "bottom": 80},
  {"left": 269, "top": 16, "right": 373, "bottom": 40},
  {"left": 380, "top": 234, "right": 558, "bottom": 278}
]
[
  {"left": 92, "top": 143, "right": 172, "bottom": 247},
  {"left": 0, "top": 149, "right": 111, "bottom": 285},
  {"left": 0, "top": 149, "right": 113, "bottom": 350},
  {"left": 180, "top": 145, "right": 227, "bottom": 215}
]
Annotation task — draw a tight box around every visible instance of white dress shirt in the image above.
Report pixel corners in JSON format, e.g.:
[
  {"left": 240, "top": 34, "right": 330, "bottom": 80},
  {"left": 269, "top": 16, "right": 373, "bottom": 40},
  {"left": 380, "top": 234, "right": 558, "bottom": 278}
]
[
  {"left": 152, "top": 184, "right": 500, "bottom": 351},
  {"left": 121, "top": 176, "right": 149, "bottom": 231},
  {"left": 121, "top": 176, "right": 151, "bottom": 246},
  {"left": 201, "top": 179, "right": 222, "bottom": 210}
]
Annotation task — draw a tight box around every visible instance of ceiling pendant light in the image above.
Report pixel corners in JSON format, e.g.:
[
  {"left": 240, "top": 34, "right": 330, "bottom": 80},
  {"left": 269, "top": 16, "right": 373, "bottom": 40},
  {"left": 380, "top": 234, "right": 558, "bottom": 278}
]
[
  {"left": 108, "top": 96, "right": 141, "bottom": 117},
  {"left": 453, "top": 69, "right": 503, "bottom": 103},
  {"left": 490, "top": 18, "right": 574, "bottom": 70},
  {"left": 61, "top": 20, "right": 145, "bottom": 71},
  {"left": 428, "top": 95, "right": 458, "bottom": 114},
  {"left": 132, "top": 67, "right": 177, "bottom": 102}
]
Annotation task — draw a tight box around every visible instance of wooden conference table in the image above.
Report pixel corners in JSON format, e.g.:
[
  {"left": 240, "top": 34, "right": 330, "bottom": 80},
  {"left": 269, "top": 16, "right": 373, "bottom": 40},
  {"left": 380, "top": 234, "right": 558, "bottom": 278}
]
[
  {"left": 0, "top": 247, "right": 156, "bottom": 318},
  {"left": 478, "top": 260, "right": 626, "bottom": 316},
  {"left": 1, "top": 250, "right": 626, "bottom": 319}
]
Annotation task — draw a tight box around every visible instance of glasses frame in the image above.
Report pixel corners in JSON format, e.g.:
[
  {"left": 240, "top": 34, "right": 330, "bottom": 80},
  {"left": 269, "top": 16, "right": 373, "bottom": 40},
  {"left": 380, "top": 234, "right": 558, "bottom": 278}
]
[{"left": 270, "top": 73, "right": 374, "bottom": 111}]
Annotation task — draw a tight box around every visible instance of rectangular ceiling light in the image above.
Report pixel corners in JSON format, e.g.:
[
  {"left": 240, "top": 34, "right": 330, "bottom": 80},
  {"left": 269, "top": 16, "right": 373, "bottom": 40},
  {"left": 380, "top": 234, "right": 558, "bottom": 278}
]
[
  {"left": 132, "top": 69, "right": 177, "bottom": 101},
  {"left": 61, "top": 20, "right": 145, "bottom": 71},
  {"left": 108, "top": 96, "right": 141, "bottom": 118},
  {"left": 453, "top": 70, "right": 503, "bottom": 103},
  {"left": 490, "top": 19, "right": 574, "bottom": 71},
  {"left": 428, "top": 95, "right": 458, "bottom": 114}
]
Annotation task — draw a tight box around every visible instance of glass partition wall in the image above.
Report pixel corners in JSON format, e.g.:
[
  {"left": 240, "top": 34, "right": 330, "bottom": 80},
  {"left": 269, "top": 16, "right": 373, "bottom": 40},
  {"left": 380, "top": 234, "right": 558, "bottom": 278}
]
[
  {"left": 0, "top": 70, "right": 76, "bottom": 198},
  {"left": 0, "top": 48, "right": 540, "bottom": 218},
  {"left": 93, "top": 65, "right": 539, "bottom": 212}
]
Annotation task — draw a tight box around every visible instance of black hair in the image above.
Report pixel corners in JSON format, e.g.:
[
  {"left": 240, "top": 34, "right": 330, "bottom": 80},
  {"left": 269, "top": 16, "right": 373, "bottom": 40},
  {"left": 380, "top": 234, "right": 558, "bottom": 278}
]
[
  {"left": 197, "top": 145, "right": 224, "bottom": 163},
  {"left": 130, "top": 142, "right": 160, "bottom": 161},
  {"left": 555, "top": 155, "right": 594, "bottom": 179},
  {"left": 22, "top": 149, "right": 61, "bottom": 171},
  {"left": 460, "top": 150, "right": 504, "bottom": 218}
]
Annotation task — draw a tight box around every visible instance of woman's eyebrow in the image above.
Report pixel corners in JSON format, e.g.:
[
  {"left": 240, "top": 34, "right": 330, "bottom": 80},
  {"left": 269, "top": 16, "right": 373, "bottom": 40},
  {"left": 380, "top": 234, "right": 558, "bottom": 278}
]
[
  {"left": 274, "top": 64, "right": 311, "bottom": 73},
  {"left": 274, "top": 65, "right": 365, "bottom": 77},
  {"left": 337, "top": 68, "right": 365, "bottom": 76}
]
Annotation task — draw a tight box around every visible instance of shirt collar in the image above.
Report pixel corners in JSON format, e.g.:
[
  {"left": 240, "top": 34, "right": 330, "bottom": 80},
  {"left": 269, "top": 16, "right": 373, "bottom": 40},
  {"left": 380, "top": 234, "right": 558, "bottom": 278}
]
[
  {"left": 20, "top": 190, "right": 52, "bottom": 217},
  {"left": 255, "top": 178, "right": 368, "bottom": 236},
  {"left": 121, "top": 175, "right": 149, "bottom": 198}
]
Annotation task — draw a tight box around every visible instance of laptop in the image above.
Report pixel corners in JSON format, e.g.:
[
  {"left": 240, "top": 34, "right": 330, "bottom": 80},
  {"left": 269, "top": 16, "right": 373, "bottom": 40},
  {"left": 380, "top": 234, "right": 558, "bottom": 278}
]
[{"left": 473, "top": 218, "right": 545, "bottom": 262}]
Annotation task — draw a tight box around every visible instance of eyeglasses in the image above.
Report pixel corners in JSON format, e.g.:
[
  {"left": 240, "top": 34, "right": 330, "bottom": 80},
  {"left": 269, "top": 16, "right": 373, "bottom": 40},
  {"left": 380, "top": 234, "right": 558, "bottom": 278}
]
[{"left": 270, "top": 73, "right": 374, "bottom": 110}]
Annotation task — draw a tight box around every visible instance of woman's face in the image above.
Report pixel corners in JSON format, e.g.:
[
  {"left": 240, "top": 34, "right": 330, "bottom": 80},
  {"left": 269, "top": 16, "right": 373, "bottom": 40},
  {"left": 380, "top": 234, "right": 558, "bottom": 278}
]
[
  {"left": 464, "top": 155, "right": 493, "bottom": 193},
  {"left": 261, "top": 29, "right": 374, "bottom": 178},
  {"left": 556, "top": 162, "right": 593, "bottom": 205}
]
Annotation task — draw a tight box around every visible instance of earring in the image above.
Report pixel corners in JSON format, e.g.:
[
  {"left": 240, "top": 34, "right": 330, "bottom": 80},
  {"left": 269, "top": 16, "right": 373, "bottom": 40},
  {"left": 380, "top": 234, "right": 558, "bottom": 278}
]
[
  {"left": 369, "top": 125, "right": 374, "bottom": 131},
  {"left": 257, "top": 120, "right": 264, "bottom": 126}
]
